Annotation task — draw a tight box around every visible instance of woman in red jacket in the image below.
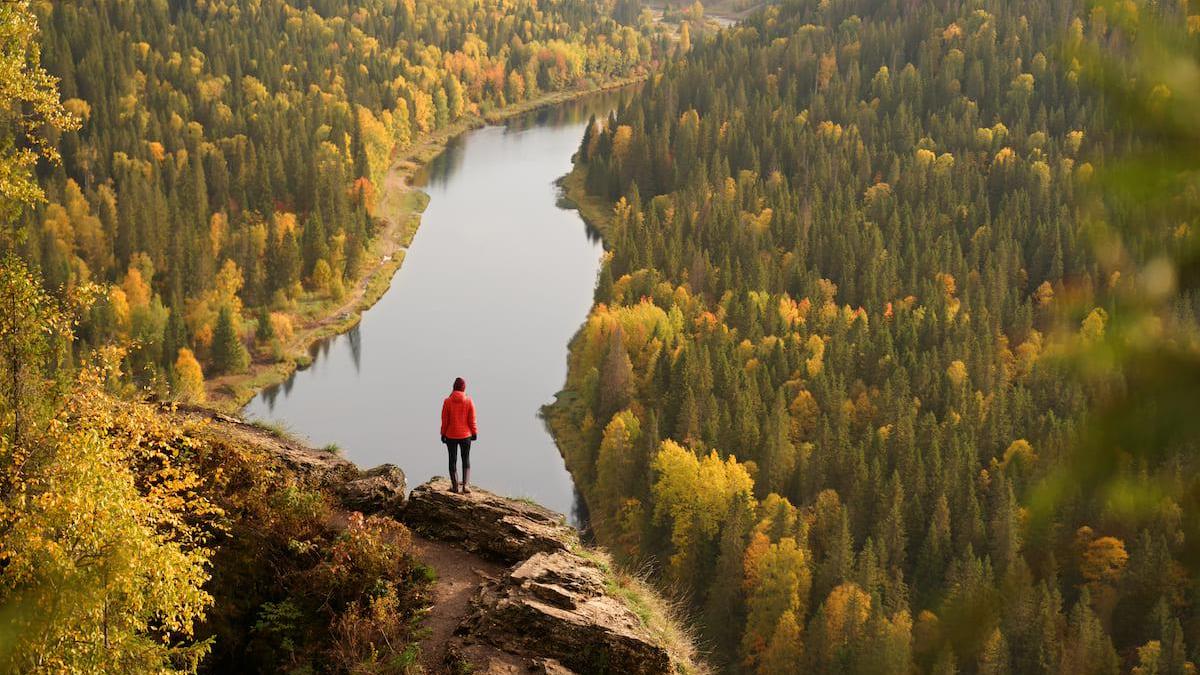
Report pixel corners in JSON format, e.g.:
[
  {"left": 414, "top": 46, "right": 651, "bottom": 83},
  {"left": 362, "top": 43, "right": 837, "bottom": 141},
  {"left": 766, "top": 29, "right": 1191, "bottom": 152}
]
[{"left": 440, "top": 377, "right": 478, "bottom": 493}]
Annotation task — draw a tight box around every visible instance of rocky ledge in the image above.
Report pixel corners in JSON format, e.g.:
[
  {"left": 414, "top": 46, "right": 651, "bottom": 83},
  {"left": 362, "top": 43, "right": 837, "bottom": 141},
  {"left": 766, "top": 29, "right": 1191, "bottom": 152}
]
[
  {"left": 404, "top": 478, "right": 677, "bottom": 674},
  {"left": 404, "top": 477, "right": 576, "bottom": 564},
  {"left": 181, "top": 407, "right": 684, "bottom": 674},
  {"left": 453, "top": 550, "right": 674, "bottom": 674},
  {"left": 172, "top": 405, "right": 408, "bottom": 517}
]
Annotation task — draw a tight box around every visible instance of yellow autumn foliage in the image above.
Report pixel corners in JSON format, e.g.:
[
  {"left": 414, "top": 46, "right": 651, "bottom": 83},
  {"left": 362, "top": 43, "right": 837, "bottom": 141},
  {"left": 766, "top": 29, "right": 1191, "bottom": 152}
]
[
  {"left": 652, "top": 440, "right": 755, "bottom": 582},
  {"left": 0, "top": 366, "right": 218, "bottom": 671},
  {"left": 174, "top": 347, "right": 206, "bottom": 403},
  {"left": 1002, "top": 439, "right": 1036, "bottom": 467},
  {"left": 822, "top": 582, "right": 872, "bottom": 646},
  {"left": 947, "top": 359, "right": 968, "bottom": 386},
  {"left": 1081, "top": 535, "right": 1129, "bottom": 586},
  {"left": 805, "top": 334, "right": 825, "bottom": 377}
]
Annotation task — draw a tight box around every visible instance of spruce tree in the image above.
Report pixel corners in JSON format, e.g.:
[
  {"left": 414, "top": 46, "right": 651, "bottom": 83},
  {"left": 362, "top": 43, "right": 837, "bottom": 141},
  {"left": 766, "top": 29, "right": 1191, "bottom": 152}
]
[
  {"left": 255, "top": 306, "right": 275, "bottom": 345},
  {"left": 210, "top": 306, "right": 248, "bottom": 375},
  {"left": 596, "top": 326, "right": 634, "bottom": 423}
]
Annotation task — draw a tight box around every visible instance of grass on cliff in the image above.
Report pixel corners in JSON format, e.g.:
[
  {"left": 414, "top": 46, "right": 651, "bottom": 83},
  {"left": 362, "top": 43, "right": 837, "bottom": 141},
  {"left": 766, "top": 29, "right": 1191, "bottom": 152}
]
[
  {"left": 249, "top": 417, "right": 293, "bottom": 439},
  {"left": 575, "top": 547, "right": 709, "bottom": 674}
]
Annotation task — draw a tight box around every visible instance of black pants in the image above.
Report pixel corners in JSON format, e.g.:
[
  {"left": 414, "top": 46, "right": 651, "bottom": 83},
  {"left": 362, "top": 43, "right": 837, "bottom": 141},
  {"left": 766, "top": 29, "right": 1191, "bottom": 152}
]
[{"left": 446, "top": 438, "right": 471, "bottom": 478}]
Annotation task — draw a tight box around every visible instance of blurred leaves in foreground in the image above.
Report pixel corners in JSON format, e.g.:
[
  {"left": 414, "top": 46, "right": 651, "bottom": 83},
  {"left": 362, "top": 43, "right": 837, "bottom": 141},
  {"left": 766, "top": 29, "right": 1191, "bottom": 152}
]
[{"left": 1031, "top": 0, "right": 1200, "bottom": 569}]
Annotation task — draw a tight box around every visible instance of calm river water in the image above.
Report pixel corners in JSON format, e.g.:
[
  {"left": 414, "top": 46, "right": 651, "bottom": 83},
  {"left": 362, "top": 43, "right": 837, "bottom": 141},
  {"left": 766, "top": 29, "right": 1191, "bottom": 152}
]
[{"left": 245, "top": 89, "right": 635, "bottom": 522}]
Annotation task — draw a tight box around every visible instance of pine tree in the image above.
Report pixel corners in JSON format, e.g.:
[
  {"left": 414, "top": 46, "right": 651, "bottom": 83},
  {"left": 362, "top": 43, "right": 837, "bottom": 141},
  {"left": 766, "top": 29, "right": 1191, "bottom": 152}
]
[
  {"left": 210, "top": 305, "right": 248, "bottom": 375},
  {"left": 579, "top": 114, "right": 598, "bottom": 162},
  {"left": 1153, "top": 599, "right": 1190, "bottom": 675},
  {"left": 596, "top": 262, "right": 614, "bottom": 304},
  {"left": 1062, "top": 590, "right": 1119, "bottom": 675},
  {"left": 759, "top": 392, "right": 796, "bottom": 495},
  {"left": 978, "top": 627, "right": 1013, "bottom": 675},
  {"left": 703, "top": 498, "right": 754, "bottom": 658},
  {"left": 255, "top": 306, "right": 275, "bottom": 345},
  {"left": 759, "top": 609, "right": 803, "bottom": 674}
]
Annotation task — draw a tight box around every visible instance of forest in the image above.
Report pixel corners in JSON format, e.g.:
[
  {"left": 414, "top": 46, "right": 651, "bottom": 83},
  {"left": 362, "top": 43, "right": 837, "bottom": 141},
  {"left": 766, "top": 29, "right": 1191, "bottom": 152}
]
[
  {"left": 4, "top": 0, "right": 1200, "bottom": 671},
  {"left": 0, "top": 0, "right": 667, "bottom": 671},
  {"left": 13, "top": 0, "right": 661, "bottom": 400},
  {"left": 550, "top": 0, "right": 1200, "bottom": 672}
]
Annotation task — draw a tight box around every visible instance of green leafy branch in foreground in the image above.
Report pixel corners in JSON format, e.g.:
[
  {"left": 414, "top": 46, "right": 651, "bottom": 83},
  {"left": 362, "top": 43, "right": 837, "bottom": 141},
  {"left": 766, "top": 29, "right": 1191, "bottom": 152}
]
[{"left": 1030, "top": 0, "right": 1200, "bottom": 569}]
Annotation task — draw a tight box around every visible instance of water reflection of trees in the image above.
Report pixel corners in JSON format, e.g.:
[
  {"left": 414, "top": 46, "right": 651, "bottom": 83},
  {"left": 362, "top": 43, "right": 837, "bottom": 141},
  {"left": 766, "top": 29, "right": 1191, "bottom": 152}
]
[
  {"left": 418, "top": 85, "right": 644, "bottom": 189},
  {"left": 259, "top": 384, "right": 278, "bottom": 411},
  {"left": 347, "top": 325, "right": 362, "bottom": 373},
  {"left": 414, "top": 135, "right": 467, "bottom": 190},
  {"left": 251, "top": 324, "right": 363, "bottom": 412},
  {"left": 506, "top": 83, "right": 643, "bottom": 134}
]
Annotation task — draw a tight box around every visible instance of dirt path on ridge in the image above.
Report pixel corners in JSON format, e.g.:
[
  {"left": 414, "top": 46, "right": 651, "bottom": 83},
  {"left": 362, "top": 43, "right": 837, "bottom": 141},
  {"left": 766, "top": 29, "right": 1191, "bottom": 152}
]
[{"left": 411, "top": 534, "right": 505, "bottom": 672}]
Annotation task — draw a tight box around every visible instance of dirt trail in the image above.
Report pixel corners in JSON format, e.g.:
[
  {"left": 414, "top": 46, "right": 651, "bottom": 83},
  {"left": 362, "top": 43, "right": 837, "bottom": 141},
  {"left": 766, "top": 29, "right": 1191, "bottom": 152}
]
[{"left": 411, "top": 533, "right": 505, "bottom": 672}]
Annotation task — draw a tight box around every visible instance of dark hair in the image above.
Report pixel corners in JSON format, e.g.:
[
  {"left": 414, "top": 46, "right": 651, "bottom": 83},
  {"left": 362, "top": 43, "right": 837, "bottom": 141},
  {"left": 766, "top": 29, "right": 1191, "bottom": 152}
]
[{"left": 453, "top": 377, "right": 466, "bottom": 392}]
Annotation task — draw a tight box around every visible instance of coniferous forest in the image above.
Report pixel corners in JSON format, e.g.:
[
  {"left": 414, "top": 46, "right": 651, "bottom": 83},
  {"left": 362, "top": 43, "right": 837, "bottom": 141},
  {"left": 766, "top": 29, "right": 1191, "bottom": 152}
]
[
  {"left": 4, "top": 0, "right": 1200, "bottom": 672},
  {"left": 18, "top": 0, "right": 661, "bottom": 396},
  {"left": 551, "top": 0, "right": 1200, "bottom": 672}
]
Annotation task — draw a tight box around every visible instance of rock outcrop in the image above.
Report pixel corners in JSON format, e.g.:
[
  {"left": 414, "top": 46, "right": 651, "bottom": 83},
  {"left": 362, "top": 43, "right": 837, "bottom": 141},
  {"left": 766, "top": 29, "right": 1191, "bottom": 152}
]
[
  {"left": 403, "top": 478, "right": 678, "bottom": 674},
  {"left": 458, "top": 550, "right": 673, "bottom": 674},
  {"left": 177, "top": 406, "right": 687, "bottom": 674},
  {"left": 335, "top": 463, "right": 408, "bottom": 517},
  {"left": 172, "top": 405, "right": 407, "bottom": 515},
  {"left": 404, "top": 477, "right": 576, "bottom": 564}
]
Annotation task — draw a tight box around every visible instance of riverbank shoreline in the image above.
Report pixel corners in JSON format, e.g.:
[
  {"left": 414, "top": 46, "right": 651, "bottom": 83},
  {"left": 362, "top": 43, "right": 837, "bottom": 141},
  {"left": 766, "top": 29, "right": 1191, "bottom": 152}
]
[
  {"left": 205, "top": 75, "right": 647, "bottom": 413},
  {"left": 541, "top": 161, "right": 618, "bottom": 524},
  {"left": 555, "top": 163, "right": 616, "bottom": 241}
]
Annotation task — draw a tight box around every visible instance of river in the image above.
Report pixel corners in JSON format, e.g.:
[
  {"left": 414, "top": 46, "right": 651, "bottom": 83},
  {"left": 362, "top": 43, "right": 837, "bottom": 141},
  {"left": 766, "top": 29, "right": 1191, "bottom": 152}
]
[{"left": 245, "top": 88, "right": 636, "bottom": 523}]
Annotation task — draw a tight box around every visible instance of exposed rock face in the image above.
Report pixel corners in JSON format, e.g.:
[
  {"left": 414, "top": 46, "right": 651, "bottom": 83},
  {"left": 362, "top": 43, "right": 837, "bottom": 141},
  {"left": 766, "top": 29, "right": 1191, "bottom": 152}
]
[
  {"left": 335, "top": 464, "right": 407, "bottom": 517},
  {"left": 403, "top": 478, "right": 675, "bottom": 675},
  {"left": 458, "top": 551, "right": 672, "bottom": 674},
  {"left": 442, "top": 644, "right": 576, "bottom": 674},
  {"left": 404, "top": 477, "right": 576, "bottom": 564}
]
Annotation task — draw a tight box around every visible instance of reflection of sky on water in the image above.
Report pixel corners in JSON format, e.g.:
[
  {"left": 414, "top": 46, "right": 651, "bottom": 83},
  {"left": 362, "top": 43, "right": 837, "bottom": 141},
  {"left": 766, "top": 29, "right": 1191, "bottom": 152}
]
[{"left": 245, "top": 87, "right": 639, "bottom": 524}]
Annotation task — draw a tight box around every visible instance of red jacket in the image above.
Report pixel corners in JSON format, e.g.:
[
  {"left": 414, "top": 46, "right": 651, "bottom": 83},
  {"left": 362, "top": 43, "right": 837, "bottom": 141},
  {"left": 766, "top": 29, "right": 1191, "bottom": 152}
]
[{"left": 441, "top": 390, "right": 477, "bottom": 440}]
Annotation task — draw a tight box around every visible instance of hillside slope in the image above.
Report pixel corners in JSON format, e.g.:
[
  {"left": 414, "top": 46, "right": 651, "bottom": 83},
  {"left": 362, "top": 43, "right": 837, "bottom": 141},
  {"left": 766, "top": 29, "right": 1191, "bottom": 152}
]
[{"left": 174, "top": 407, "right": 704, "bottom": 673}]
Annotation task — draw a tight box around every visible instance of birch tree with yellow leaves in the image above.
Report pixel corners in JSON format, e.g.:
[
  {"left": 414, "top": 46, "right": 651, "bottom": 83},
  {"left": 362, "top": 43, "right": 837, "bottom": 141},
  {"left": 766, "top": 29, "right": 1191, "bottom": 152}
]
[{"left": 0, "top": 3, "right": 217, "bottom": 671}]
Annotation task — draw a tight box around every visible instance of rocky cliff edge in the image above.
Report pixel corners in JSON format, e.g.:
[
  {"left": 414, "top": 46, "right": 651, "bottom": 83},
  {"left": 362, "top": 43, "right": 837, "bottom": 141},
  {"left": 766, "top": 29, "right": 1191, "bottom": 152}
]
[{"left": 180, "top": 407, "right": 699, "bottom": 674}]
